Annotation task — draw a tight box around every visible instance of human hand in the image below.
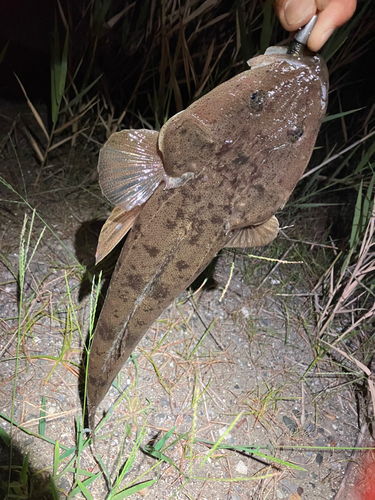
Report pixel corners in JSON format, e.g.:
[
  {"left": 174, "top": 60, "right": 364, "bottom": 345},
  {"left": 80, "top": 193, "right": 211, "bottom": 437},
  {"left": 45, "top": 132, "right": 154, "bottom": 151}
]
[{"left": 273, "top": 0, "right": 357, "bottom": 51}]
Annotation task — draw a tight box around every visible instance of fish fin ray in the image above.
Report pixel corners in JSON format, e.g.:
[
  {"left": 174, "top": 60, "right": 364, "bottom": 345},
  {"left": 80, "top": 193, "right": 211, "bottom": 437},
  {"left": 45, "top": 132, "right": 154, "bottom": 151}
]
[
  {"left": 95, "top": 205, "right": 142, "bottom": 263},
  {"left": 225, "top": 215, "right": 279, "bottom": 248},
  {"left": 98, "top": 129, "right": 164, "bottom": 211}
]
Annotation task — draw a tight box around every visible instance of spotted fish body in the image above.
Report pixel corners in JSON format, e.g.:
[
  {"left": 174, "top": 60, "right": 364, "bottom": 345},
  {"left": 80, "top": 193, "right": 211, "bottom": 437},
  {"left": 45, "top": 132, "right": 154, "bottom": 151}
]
[{"left": 87, "top": 46, "right": 328, "bottom": 429}]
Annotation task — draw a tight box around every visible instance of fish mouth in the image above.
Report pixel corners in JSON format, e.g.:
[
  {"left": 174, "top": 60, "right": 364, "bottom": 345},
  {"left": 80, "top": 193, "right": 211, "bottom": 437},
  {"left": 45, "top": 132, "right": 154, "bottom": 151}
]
[
  {"left": 309, "top": 53, "right": 329, "bottom": 112},
  {"left": 292, "top": 51, "right": 329, "bottom": 112},
  {"left": 249, "top": 46, "right": 328, "bottom": 81},
  {"left": 248, "top": 46, "right": 329, "bottom": 112}
]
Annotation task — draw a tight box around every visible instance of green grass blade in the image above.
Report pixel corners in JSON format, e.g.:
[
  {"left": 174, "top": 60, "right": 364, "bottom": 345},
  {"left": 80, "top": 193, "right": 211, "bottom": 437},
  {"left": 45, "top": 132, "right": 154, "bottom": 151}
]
[
  {"left": 199, "top": 412, "right": 244, "bottom": 468},
  {"left": 323, "top": 107, "right": 364, "bottom": 122},
  {"left": 143, "top": 427, "right": 188, "bottom": 478},
  {"left": 260, "top": 0, "right": 275, "bottom": 54},
  {"left": 143, "top": 446, "right": 188, "bottom": 478},
  {"left": 245, "top": 450, "right": 306, "bottom": 470},
  {"left": 59, "top": 75, "right": 102, "bottom": 114},
  {"left": 53, "top": 441, "right": 60, "bottom": 476},
  {"left": 51, "top": 17, "right": 69, "bottom": 125},
  {"left": 111, "top": 479, "right": 156, "bottom": 500},
  {"left": 349, "top": 179, "right": 363, "bottom": 250},
  {"left": 20, "top": 453, "right": 29, "bottom": 485},
  {"left": 39, "top": 395, "right": 47, "bottom": 436},
  {"left": 117, "top": 426, "right": 147, "bottom": 480},
  {"left": 0, "top": 411, "right": 70, "bottom": 451},
  {"left": 58, "top": 447, "right": 76, "bottom": 461},
  {"left": 92, "top": 452, "right": 111, "bottom": 485},
  {"left": 0, "top": 427, "right": 11, "bottom": 446},
  {"left": 349, "top": 171, "right": 375, "bottom": 250},
  {"left": 75, "top": 479, "right": 94, "bottom": 500},
  {"left": 154, "top": 426, "right": 175, "bottom": 451},
  {"left": 364, "top": 172, "right": 375, "bottom": 222},
  {"left": 59, "top": 26, "right": 69, "bottom": 102},
  {"left": 50, "top": 475, "right": 60, "bottom": 500},
  {"left": 69, "top": 474, "right": 101, "bottom": 497},
  {"left": 354, "top": 140, "right": 375, "bottom": 174},
  {"left": 188, "top": 319, "right": 217, "bottom": 360},
  {"left": 192, "top": 437, "right": 306, "bottom": 471}
]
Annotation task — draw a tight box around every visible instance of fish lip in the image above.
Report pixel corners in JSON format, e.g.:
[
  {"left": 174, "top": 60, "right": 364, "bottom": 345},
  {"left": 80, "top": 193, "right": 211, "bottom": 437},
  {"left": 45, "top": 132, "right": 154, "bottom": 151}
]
[
  {"left": 294, "top": 52, "right": 329, "bottom": 111},
  {"left": 248, "top": 46, "right": 329, "bottom": 111},
  {"left": 300, "top": 52, "right": 329, "bottom": 112},
  {"left": 250, "top": 45, "right": 328, "bottom": 75},
  {"left": 248, "top": 46, "right": 328, "bottom": 79}
]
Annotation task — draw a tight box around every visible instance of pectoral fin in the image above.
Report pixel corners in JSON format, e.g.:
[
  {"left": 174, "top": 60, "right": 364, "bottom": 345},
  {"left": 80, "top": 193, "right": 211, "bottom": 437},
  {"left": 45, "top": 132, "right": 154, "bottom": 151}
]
[
  {"left": 225, "top": 215, "right": 279, "bottom": 248},
  {"left": 98, "top": 128, "right": 195, "bottom": 212},
  {"left": 98, "top": 129, "right": 165, "bottom": 211},
  {"left": 95, "top": 205, "right": 142, "bottom": 264}
]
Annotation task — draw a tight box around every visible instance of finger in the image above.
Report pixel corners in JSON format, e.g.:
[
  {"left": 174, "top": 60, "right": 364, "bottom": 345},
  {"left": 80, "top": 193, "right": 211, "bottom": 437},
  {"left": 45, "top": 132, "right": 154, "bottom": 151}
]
[
  {"left": 315, "top": 0, "right": 330, "bottom": 10},
  {"left": 307, "top": 0, "right": 357, "bottom": 51},
  {"left": 274, "top": 0, "right": 317, "bottom": 31}
]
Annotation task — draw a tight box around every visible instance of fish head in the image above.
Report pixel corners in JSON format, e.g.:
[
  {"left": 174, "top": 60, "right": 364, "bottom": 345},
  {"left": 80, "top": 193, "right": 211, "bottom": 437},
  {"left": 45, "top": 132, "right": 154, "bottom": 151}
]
[
  {"left": 158, "top": 45, "right": 328, "bottom": 227},
  {"left": 245, "top": 46, "right": 328, "bottom": 145},
  {"left": 225, "top": 46, "right": 329, "bottom": 226}
]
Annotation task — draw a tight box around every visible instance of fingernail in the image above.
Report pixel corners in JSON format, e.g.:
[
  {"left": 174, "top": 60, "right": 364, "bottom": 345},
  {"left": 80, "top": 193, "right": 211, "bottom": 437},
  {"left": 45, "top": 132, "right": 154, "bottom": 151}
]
[{"left": 284, "top": 0, "right": 316, "bottom": 27}]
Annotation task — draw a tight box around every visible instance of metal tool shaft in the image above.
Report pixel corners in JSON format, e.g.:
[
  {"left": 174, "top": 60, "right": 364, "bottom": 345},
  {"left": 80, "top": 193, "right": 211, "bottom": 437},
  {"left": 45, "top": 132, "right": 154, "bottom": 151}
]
[{"left": 287, "top": 14, "right": 318, "bottom": 56}]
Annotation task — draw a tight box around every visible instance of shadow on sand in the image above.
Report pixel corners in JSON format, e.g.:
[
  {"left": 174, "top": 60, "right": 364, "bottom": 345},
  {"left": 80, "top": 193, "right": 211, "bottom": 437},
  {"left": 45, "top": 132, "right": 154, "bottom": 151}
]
[{"left": 0, "top": 433, "right": 58, "bottom": 500}]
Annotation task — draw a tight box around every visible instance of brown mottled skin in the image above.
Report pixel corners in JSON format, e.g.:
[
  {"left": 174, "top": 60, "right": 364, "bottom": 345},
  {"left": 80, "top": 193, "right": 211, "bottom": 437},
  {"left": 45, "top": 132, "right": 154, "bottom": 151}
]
[{"left": 87, "top": 48, "right": 328, "bottom": 430}]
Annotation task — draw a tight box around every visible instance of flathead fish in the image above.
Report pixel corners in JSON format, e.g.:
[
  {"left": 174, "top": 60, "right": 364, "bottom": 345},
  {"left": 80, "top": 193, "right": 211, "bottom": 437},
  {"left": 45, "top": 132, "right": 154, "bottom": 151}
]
[{"left": 87, "top": 40, "right": 328, "bottom": 432}]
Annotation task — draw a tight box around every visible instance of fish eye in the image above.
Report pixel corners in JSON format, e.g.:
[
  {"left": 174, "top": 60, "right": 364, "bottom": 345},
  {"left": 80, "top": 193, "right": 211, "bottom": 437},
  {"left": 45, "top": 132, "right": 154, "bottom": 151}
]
[
  {"left": 287, "top": 125, "right": 304, "bottom": 143},
  {"left": 250, "top": 90, "right": 266, "bottom": 112}
]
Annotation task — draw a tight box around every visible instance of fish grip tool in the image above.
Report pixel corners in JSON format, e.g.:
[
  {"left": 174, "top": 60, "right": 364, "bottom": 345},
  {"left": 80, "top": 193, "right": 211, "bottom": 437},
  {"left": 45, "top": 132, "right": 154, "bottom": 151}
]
[{"left": 287, "top": 14, "right": 318, "bottom": 56}]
